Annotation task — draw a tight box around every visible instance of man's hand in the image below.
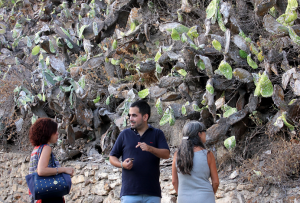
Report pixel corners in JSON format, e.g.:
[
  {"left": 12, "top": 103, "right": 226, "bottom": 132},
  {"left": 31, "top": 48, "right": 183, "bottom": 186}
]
[
  {"left": 136, "top": 142, "right": 170, "bottom": 159},
  {"left": 122, "top": 158, "right": 133, "bottom": 170},
  {"left": 136, "top": 142, "right": 152, "bottom": 152}
]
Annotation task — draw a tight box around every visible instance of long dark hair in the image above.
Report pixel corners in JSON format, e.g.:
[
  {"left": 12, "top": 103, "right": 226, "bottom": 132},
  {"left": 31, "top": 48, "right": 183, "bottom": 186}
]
[{"left": 176, "top": 121, "right": 206, "bottom": 175}]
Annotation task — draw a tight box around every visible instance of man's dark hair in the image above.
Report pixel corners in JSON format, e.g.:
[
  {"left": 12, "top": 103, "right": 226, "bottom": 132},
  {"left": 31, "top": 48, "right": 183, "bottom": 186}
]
[{"left": 130, "top": 100, "right": 151, "bottom": 120}]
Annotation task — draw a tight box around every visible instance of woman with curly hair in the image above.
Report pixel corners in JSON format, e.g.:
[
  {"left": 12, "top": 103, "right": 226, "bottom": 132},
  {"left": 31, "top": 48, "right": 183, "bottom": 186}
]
[
  {"left": 28, "top": 118, "right": 74, "bottom": 203},
  {"left": 172, "top": 121, "right": 219, "bottom": 203}
]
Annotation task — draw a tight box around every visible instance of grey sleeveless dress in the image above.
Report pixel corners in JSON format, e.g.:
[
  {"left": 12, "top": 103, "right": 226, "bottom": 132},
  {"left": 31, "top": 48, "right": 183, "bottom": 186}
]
[{"left": 177, "top": 149, "right": 215, "bottom": 203}]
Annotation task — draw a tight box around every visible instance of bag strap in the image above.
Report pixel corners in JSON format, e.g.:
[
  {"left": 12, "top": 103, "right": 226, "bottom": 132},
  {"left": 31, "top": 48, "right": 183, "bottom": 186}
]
[{"left": 37, "top": 144, "right": 57, "bottom": 168}]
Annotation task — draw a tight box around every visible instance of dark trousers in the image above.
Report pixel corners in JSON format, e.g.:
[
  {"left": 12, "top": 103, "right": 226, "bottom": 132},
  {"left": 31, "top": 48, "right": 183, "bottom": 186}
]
[{"left": 41, "top": 197, "right": 64, "bottom": 203}]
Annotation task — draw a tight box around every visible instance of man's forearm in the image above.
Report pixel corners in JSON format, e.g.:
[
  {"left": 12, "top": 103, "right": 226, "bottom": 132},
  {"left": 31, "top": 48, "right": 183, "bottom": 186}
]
[
  {"left": 109, "top": 156, "right": 121, "bottom": 168},
  {"left": 149, "top": 147, "right": 170, "bottom": 159}
]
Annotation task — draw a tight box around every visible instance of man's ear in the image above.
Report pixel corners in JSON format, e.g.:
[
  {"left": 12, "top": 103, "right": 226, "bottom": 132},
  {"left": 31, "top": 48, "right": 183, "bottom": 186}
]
[{"left": 143, "top": 114, "right": 149, "bottom": 121}]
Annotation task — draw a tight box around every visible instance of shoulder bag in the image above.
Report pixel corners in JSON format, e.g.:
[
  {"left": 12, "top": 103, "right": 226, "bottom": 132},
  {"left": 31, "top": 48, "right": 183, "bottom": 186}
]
[{"left": 25, "top": 145, "right": 72, "bottom": 200}]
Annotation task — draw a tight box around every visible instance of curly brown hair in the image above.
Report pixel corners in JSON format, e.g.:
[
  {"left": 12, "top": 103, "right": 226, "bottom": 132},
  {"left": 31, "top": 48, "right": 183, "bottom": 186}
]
[{"left": 29, "top": 118, "right": 58, "bottom": 146}]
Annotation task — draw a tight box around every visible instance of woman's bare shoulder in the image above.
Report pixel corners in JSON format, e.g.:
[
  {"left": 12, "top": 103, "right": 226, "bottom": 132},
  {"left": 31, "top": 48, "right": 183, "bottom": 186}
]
[
  {"left": 41, "top": 145, "right": 52, "bottom": 153},
  {"left": 206, "top": 150, "right": 215, "bottom": 163}
]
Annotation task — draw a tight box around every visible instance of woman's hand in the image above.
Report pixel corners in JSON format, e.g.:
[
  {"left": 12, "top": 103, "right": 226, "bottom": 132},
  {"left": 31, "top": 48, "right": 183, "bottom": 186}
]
[{"left": 63, "top": 167, "right": 74, "bottom": 176}]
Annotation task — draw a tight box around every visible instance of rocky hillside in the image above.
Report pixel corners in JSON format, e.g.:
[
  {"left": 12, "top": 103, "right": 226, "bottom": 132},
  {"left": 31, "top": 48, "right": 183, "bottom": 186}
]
[{"left": 0, "top": 0, "right": 300, "bottom": 187}]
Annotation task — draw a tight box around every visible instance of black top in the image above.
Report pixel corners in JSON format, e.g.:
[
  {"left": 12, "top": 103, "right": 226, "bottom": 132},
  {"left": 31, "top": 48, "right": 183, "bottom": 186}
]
[{"left": 110, "top": 125, "right": 170, "bottom": 197}]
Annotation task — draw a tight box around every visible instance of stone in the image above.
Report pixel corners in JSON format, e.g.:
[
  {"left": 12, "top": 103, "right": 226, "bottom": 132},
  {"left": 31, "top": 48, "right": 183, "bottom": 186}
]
[
  {"left": 216, "top": 146, "right": 229, "bottom": 165},
  {"left": 1, "top": 152, "right": 300, "bottom": 203},
  {"left": 237, "top": 184, "right": 254, "bottom": 191},
  {"left": 84, "top": 170, "right": 89, "bottom": 177},
  {"left": 229, "top": 170, "right": 239, "bottom": 179},
  {"left": 149, "top": 86, "right": 167, "bottom": 98},
  {"left": 90, "top": 170, "right": 95, "bottom": 176},
  {"left": 108, "top": 174, "right": 120, "bottom": 181},
  {"left": 74, "top": 199, "right": 83, "bottom": 203},
  {"left": 17, "top": 185, "right": 27, "bottom": 193},
  {"left": 110, "top": 179, "right": 121, "bottom": 189},
  {"left": 92, "top": 180, "right": 110, "bottom": 196},
  {"left": 92, "top": 165, "right": 99, "bottom": 170},
  {"left": 97, "top": 172, "right": 109, "bottom": 180},
  {"left": 284, "top": 195, "right": 300, "bottom": 202},
  {"left": 224, "top": 183, "right": 237, "bottom": 192},
  {"left": 236, "top": 192, "right": 245, "bottom": 203},
  {"left": 82, "top": 185, "right": 91, "bottom": 196},
  {"left": 72, "top": 175, "right": 85, "bottom": 184},
  {"left": 12, "top": 184, "right": 18, "bottom": 192},
  {"left": 256, "top": 187, "right": 263, "bottom": 195},
  {"left": 72, "top": 189, "right": 81, "bottom": 200},
  {"left": 216, "top": 191, "right": 238, "bottom": 203},
  {"left": 12, "top": 192, "right": 22, "bottom": 200},
  {"left": 287, "top": 187, "right": 300, "bottom": 195},
  {"left": 206, "top": 119, "right": 231, "bottom": 145},
  {"left": 75, "top": 164, "right": 84, "bottom": 170},
  {"left": 270, "top": 187, "right": 281, "bottom": 198},
  {"left": 158, "top": 76, "right": 183, "bottom": 88},
  {"left": 216, "top": 190, "right": 225, "bottom": 198},
  {"left": 103, "top": 193, "right": 120, "bottom": 203},
  {"left": 113, "top": 186, "right": 121, "bottom": 199},
  {"left": 82, "top": 195, "right": 95, "bottom": 203},
  {"left": 93, "top": 196, "right": 104, "bottom": 203},
  {"left": 0, "top": 180, "right": 7, "bottom": 188}
]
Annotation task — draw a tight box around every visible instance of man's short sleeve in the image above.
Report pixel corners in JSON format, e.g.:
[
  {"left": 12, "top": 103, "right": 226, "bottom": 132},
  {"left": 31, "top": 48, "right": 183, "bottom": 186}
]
[
  {"left": 157, "top": 129, "right": 169, "bottom": 150},
  {"left": 110, "top": 132, "right": 123, "bottom": 158}
]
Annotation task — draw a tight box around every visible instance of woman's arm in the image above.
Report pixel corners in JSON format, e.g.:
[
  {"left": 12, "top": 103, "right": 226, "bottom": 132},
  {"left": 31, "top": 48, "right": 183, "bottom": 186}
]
[
  {"left": 37, "top": 145, "right": 74, "bottom": 176},
  {"left": 172, "top": 151, "right": 179, "bottom": 194},
  {"left": 207, "top": 151, "right": 219, "bottom": 194}
]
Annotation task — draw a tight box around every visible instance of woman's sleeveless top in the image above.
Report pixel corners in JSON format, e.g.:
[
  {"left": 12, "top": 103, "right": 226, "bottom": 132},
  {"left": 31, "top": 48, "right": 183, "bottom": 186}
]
[
  {"left": 28, "top": 145, "right": 61, "bottom": 203},
  {"left": 177, "top": 149, "right": 215, "bottom": 203}
]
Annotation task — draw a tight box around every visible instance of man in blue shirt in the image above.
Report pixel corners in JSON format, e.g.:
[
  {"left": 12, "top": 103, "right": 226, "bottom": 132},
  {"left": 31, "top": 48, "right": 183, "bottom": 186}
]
[{"left": 109, "top": 100, "right": 170, "bottom": 203}]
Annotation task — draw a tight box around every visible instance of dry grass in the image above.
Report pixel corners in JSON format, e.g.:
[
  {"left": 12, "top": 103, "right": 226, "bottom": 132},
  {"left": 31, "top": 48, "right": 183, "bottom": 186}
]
[{"left": 240, "top": 139, "right": 300, "bottom": 187}]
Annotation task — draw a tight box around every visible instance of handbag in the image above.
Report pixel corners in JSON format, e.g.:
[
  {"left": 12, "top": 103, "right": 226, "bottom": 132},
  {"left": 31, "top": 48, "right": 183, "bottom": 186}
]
[{"left": 25, "top": 145, "right": 72, "bottom": 200}]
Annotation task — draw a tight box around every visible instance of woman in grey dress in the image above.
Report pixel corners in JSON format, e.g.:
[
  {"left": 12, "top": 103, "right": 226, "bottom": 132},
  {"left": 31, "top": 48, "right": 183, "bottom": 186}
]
[{"left": 172, "top": 121, "right": 219, "bottom": 203}]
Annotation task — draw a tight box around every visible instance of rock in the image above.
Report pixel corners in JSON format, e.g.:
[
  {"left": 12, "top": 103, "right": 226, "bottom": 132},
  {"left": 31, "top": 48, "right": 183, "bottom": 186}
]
[
  {"left": 216, "top": 145, "right": 229, "bottom": 165},
  {"left": 108, "top": 174, "right": 120, "bottom": 181},
  {"left": 229, "top": 170, "right": 239, "bottom": 179},
  {"left": 101, "top": 123, "right": 120, "bottom": 155},
  {"left": 233, "top": 68, "right": 253, "bottom": 83},
  {"left": 266, "top": 110, "right": 284, "bottom": 135},
  {"left": 206, "top": 118, "right": 230, "bottom": 145},
  {"left": 158, "top": 76, "right": 183, "bottom": 88},
  {"left": 72, "top": 175, "right": 85, "bottom": 184},
  {"left": 161, "top": 93, "right": 182, "bottom": 102},
  {"left": 139, "top": 60, "right": 156, "bottom": 73},
  {"left": 96, "top": 172, "right": 108, "bottom": 180},
  {"left": 247, "top": 94, "right": 259, "bottom": 113},
  {"left": 237, "top": 184, "right": 255, "bottom": 191},
  {"left": 113, "top": 186, "right": 121, "bottom": 199},
  {"left": 149, "top": 86, "right": 167, "bottom": 98},
  {"left": 263, "top": 14, "right": 287, "bottom": 35},
  {"left": 231, "top": 117, "right": 249, "bottom": 141},
  {"left": 92, "top": 180, "right": 110, "bottom": 195},
  {"left": 255, "top": 0, "right": 276, "bottom": 16},
  {"left": 105, "top": 62, "right": 116, "bottom": 78},
  {"left": 287, "top": 99, "right": 300, "bottom": 122},
  {"left": 159, "top": 22, "right": 183, "bottom": 33},
  {"left": 272, "top": 85, "right": 288, "bottom": 111},
  {"left": 226, "top": 108, "right": 249, "bottom": 125}
]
